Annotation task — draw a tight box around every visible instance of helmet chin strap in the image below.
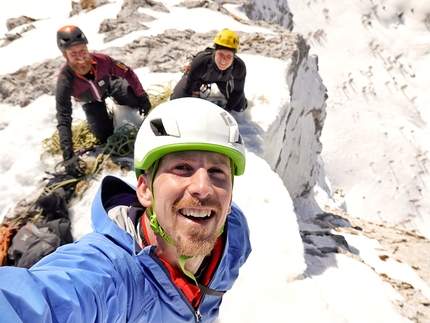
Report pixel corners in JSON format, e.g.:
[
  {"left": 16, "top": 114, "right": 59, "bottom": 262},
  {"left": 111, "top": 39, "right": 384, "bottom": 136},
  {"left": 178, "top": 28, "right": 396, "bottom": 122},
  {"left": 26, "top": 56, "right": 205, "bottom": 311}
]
[
  {"left": 148, "top": 203, "right": 200, "bottom": 284},
  {"left": 147, "top": 159, "right": 174, "bottom": 245},
  {"left": 147, "top": 207, "right": 174, "bottom": 245}
]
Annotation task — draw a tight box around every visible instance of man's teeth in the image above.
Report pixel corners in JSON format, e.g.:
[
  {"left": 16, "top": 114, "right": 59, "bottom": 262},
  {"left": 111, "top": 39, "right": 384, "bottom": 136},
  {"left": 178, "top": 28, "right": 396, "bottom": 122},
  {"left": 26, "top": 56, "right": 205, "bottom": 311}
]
[{"left": 181, "top": 208, "right": 211, "bottom": 218}]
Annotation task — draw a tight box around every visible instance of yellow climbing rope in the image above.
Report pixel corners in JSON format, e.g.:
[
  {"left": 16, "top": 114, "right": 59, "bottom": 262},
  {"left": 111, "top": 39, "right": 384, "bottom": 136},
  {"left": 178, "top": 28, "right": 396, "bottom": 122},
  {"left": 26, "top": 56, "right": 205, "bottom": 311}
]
[
  {"left": 41, "top": 120, "right": 97, "bottom": 158},
  {"left": 146, "top": 81, "right": 175, "bottom": 110}
]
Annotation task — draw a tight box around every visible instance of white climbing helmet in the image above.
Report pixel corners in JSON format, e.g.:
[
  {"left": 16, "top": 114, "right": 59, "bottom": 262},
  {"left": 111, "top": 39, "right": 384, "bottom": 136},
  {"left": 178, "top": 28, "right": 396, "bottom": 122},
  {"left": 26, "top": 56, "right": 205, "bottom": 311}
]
[{"left": 134, "top": 97, "right": 246, "bottom": 177}]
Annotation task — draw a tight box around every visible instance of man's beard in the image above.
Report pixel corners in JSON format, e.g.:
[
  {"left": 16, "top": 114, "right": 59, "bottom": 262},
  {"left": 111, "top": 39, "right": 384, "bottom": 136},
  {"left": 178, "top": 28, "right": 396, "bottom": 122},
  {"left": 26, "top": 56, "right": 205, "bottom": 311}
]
[
  {"left": 168, "top": 197, "right": 223, "bottom": 257},
  {"left": 68, "top": 58, "right": 91, "bottom": 75},
  {"left": 174, "top": 226, "right": 218, "bottom": 257}
]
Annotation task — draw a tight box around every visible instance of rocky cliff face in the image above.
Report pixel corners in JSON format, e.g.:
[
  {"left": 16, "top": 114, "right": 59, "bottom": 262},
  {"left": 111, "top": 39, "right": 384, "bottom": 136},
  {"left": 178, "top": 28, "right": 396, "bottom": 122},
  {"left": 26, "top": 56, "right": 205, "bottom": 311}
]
[
  {"left": 268, "top": 52, "right": 327, "bottom": 200},
  {"left": 240, "top": 1, "right": 430, "bottom": 320},
  {"left": 242, "top": 0, "right": 293, "bottom": 31}
]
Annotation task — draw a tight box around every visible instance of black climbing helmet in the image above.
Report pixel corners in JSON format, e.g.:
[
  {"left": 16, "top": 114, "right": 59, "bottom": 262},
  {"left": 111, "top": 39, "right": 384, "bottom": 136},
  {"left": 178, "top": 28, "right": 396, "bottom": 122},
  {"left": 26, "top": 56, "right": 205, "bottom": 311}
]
[{"left": 57, "top": 25, "right": 88, "bottom": 52}]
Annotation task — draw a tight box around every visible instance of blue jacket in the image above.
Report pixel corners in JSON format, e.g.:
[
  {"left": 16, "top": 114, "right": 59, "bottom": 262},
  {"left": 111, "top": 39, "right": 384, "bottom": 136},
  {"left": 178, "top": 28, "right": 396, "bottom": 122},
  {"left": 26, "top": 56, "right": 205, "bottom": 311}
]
[{"left": 0, "top": 176, "right": 252, "bottom": 322}]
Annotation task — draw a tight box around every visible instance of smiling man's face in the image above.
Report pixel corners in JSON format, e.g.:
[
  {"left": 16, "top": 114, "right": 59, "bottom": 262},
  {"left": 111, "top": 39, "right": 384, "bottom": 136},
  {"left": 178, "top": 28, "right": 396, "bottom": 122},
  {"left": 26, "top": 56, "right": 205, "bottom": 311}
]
[
  {"left": 63, "top": 43, "right": 91, "bottom": 75},
  {"left": 149, "top": 150, "right": 233, "bottom": 257},
  {"left": 214, "top": 49, "right": 234, "bottom": 71}
]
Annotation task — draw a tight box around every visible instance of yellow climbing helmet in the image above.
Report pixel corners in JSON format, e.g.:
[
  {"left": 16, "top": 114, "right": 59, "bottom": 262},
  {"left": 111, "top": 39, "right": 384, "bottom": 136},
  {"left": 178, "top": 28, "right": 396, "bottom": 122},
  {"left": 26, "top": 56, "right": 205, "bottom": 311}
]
[{"left": 213, "top": 29, "right": 239, "bottom": 53}]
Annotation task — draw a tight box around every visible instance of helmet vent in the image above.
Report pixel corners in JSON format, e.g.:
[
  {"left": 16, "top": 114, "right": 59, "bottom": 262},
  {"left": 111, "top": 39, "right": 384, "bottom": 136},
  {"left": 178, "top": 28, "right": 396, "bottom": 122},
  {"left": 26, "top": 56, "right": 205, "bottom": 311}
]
[
  {"left": 149, "top": 119, "right": 168, "bottom": 136},
  {"left": 236, "top": 134, "right": 244, "bottom": 145}
]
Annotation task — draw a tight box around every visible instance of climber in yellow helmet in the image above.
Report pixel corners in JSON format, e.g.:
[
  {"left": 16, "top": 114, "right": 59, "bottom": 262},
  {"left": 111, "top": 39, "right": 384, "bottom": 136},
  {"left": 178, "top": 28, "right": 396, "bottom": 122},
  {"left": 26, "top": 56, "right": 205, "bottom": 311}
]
[{"left": 170, "top": 29, "right": 248, "bottom": 112}]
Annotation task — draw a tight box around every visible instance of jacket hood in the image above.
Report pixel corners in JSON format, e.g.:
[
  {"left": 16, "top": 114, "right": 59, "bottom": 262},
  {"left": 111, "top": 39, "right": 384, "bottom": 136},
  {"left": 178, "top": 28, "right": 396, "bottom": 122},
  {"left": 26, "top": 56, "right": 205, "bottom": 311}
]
[{"left": 91, "top": 175, "right": 138, "bottom": 254}]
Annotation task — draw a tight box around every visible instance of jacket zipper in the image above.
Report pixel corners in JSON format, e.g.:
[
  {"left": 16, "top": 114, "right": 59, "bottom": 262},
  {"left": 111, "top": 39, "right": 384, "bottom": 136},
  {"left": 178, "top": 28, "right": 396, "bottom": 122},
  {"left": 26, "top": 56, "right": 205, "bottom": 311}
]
[
  {"left": 148, "top": 248, "right": 203, "bottom": 322},
  {"left": 89, "top": 80, "right": 102, "bottom": 101},
  {"left": 195, "top": 308, "right": 202, "bottom": 322}
]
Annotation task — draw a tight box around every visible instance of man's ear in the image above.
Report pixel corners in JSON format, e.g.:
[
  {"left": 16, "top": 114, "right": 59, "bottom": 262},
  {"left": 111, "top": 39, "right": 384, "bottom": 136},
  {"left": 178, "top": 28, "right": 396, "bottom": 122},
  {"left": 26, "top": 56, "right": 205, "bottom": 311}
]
[
  {"left": 62, "top": 52, "right": 67, "bottom": 59},
  {"left": 136, "top": 174, "right": 152, "bottom": 208}
]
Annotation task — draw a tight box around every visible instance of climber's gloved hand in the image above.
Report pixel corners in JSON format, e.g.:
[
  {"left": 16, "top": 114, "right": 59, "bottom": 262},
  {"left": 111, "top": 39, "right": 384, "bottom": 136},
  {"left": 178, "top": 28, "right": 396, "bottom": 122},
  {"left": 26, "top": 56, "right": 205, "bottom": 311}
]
[
  {"left": 137, "top": 93, "right": 151, "bottom": 116},
  {"left": 63, "top": 155, "right": 85, "bottom": 178}
]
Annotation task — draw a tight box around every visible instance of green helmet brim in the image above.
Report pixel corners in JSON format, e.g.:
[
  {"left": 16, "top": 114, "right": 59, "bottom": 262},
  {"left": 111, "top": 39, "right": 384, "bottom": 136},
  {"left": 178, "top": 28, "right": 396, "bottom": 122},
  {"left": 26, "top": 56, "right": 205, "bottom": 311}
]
[{"left": 134, "top": 143, "right": 245, "bottom": 178}]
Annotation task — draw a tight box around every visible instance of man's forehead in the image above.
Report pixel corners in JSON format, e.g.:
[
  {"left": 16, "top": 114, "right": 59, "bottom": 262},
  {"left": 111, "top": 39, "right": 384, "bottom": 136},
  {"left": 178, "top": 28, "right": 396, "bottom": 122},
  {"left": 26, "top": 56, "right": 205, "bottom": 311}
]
[
  {"left": 216, "top": 49, "right": 234, "bottom": 56},
  {"left": 162, "top": 151, "right": 230, "bottom": 165},
  {"left": 66, "top": 43, "right": 87, "bottom": 52}
]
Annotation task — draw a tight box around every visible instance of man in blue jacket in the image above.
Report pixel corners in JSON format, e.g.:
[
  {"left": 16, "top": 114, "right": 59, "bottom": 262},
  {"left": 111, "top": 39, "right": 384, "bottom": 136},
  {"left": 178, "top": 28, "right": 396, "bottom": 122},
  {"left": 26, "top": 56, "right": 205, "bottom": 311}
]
[{"left": 0, "top": 98, "right": 251, "bottom": 323}]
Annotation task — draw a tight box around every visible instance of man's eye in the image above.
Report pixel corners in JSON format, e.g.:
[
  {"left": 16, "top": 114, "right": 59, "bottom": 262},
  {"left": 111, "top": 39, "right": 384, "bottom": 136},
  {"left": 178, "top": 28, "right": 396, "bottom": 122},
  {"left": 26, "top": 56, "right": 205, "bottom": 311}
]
[
  {"left": 209, "top": 168, "right": 226, "bottom": 175},
  {"left": 174, "top": 164, "right": 191, "bottom": 171}
]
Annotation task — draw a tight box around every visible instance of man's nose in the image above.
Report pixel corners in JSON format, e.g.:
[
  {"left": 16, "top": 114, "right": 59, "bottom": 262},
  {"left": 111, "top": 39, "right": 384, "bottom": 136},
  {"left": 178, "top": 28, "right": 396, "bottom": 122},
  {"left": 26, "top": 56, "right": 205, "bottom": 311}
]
[
  {"left": 76, "top": 51, "right": 87, "bottom": 58},
  {"left": 188, "top": 168, "right": 214, "bottom": 199}
]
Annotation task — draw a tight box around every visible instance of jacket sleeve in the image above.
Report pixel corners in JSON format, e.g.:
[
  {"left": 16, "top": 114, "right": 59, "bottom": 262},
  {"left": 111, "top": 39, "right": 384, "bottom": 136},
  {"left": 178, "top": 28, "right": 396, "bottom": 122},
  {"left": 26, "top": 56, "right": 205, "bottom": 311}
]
[
  {"left": 103, "top": 54, "right": 146, "bottom": 98},
  {"left": 0, "top": 233, "right": 143, "bottom": 323},
  {"left": 225, "top": 57, "right": 246, "bottom": 111},
  {"left": 55, "top": 68, "right": 75, "bottom": 160},
  {"left": 181, "top": 53, "right": 210, "bottom": 97}
]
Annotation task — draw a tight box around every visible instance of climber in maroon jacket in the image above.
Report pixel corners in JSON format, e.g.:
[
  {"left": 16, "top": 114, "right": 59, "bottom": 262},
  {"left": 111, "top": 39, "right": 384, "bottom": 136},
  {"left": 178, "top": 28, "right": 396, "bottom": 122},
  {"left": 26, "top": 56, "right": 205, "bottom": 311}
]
[{"left": 55, "top": 25, "right": 151, "bottom": 177}]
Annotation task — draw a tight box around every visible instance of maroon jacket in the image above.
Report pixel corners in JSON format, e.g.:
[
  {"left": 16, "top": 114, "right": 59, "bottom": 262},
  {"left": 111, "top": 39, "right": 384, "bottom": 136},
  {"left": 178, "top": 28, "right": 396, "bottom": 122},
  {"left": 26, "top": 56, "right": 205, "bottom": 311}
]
[{"left": 55, "top": 53, "right": 145, "bottom": 159}]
